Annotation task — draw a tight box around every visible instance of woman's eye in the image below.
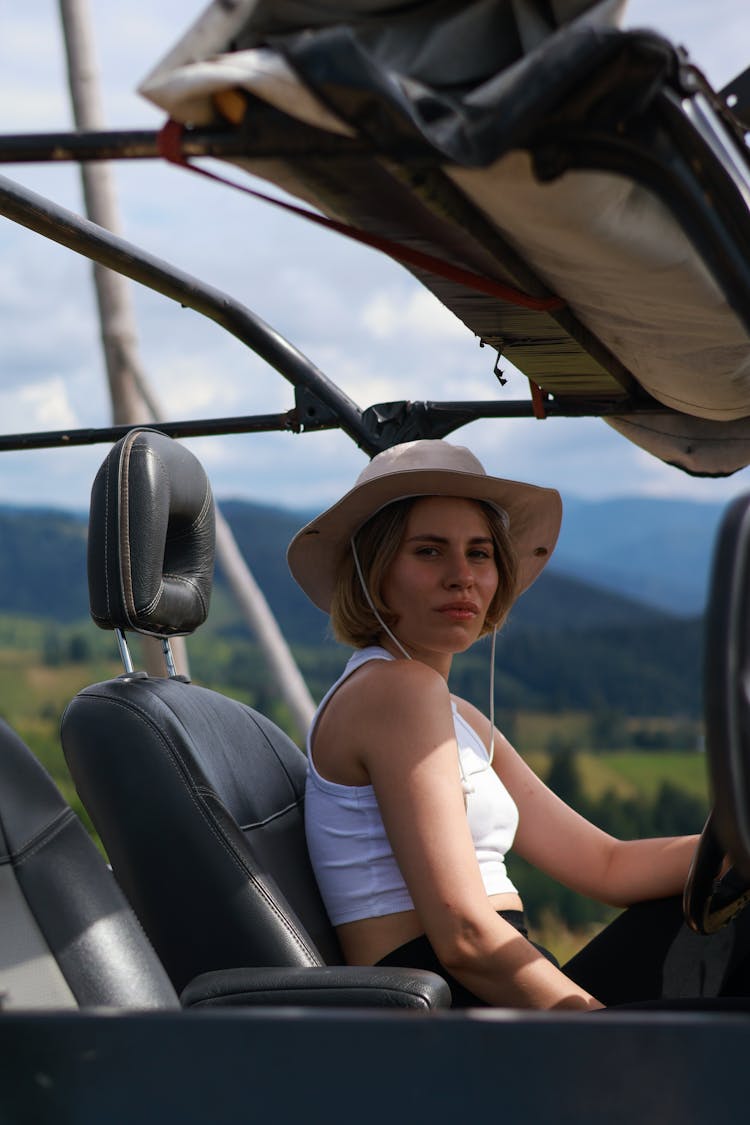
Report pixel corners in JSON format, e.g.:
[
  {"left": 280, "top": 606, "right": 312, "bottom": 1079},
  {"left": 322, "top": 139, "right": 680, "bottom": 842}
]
[{"left": 415, "top": 545, "right": 439, "bottom": 556}]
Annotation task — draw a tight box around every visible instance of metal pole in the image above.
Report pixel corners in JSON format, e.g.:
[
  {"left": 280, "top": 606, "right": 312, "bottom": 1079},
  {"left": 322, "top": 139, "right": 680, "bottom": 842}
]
[{"left": 57, "top": 0, "right": 314, "bottom": 731}]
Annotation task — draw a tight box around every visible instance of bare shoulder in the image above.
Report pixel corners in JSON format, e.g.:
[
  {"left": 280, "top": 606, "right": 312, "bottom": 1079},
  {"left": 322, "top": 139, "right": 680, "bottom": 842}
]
[
  {"left": 313, "top": 657, "right": 453, "bottom": 785},
  {"left": 334, "top": 657, "right": 449, "bottom": 725}
]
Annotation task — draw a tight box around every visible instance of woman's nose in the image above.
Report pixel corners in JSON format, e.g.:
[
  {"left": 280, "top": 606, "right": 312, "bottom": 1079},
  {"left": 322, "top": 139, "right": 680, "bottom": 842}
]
[{"left": 445, "top": 556, "right": 473, "bottom": 587}]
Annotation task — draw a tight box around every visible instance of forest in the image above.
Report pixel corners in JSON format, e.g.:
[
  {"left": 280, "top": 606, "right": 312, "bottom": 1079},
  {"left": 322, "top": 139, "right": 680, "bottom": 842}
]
[{"left": 0, "top": 500, "right": 711, "bottom": 953}]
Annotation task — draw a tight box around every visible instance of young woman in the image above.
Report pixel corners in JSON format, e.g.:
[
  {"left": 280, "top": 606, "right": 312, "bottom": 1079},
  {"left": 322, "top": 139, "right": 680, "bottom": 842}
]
[{"left": 287, "top": 439, "right": 740, "bottom": 1009}]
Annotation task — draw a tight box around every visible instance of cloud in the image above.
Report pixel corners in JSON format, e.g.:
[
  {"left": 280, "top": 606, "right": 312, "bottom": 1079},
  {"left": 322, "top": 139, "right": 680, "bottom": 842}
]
[
  {"left": 624, "top": 0, "right": 749, "bottom": 87},
  {"left": 192, "top": 428, "right": 369, "bottom": 512},
  {"left": 1, "top": 0, "right": 749, "bottom": 518},
  {"left": 0, "top": 446, "right": 103, "bottom": 510},
  {"left": 12, "top": 378, "right": 80, "bottom": 430},
  {"left": 361, "top": 287, "right": 469, "bottom": 342},
  {"left": 462, "top": 412, "right": 750, "bottom": 504}
]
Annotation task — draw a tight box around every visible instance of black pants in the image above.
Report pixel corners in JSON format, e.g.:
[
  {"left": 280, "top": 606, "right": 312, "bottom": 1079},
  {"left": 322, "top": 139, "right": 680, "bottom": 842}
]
[{"left": 376, "top": 899, "right": 750, "bottom": 1009}]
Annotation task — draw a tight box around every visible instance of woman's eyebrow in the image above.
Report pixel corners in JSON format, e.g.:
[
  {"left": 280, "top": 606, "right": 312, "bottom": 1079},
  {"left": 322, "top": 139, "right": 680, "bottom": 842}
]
[{"left": 404, "top": 533, "right": 493, "bottom": 544}]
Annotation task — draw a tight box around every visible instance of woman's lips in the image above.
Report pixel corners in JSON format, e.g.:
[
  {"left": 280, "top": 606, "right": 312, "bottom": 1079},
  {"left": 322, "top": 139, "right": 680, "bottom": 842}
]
[{"left": 437, "top": 602, "right": 479, "bottom": 619}]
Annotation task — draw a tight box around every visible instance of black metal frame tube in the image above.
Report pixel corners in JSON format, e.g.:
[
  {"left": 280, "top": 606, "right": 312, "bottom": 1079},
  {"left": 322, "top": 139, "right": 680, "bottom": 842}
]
[{"left": 0, "top": 172, "right": 374, "bottom": 452}]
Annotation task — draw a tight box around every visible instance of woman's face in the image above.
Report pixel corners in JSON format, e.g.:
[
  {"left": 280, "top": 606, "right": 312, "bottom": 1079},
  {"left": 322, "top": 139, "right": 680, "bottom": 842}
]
[{"left": 379, "top": 496, "right": 499, "bottom": 669}]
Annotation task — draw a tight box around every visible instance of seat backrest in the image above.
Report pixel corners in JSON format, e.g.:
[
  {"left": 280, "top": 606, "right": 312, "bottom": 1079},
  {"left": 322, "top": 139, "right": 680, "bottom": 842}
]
[
  {"left": 0, "top": 717, "right": 178, "bottom": 1010},
  {"left": 62, "top": 430, "right": 340, "bottom": 994}
]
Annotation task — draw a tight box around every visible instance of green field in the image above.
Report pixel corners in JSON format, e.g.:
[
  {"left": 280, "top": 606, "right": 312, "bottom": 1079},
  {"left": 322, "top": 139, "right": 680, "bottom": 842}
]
[
  {"left": 0, "top": 634, "right": 710, "bottom": 949},
  {"left": 0, "top": 639, "right": 709, "bottom": 809},
  {"left": 524, "top": 748, "right": 708, "bottom": 803}
]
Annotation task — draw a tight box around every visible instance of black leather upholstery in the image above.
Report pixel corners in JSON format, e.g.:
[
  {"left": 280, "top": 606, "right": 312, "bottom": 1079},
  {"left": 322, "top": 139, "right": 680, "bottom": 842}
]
[
  {"left": 0, "top": 718, "right": 178, "bottom": 1009},
  {"left": 62, "top": 430, "right": 449, "bottom": 1008},
  {"left": 181, "top": 966, "right": 450, "bottom": 1010},
  {"left": 88, "top": 428, "right": 214, "bottom": 636},
  {"left": 63, "top": 676, "right": 340, "bottom": 991}
]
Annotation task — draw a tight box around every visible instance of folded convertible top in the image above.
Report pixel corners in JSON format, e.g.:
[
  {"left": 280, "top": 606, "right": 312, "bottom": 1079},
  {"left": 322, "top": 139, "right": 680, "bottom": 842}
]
[{"left": 141, "top": 0, "right": 750, "bottom": 475}]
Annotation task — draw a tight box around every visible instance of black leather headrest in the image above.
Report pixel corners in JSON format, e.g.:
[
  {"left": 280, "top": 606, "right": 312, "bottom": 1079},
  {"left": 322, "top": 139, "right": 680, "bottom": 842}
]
[{"left": 88, "top": 429, "right": 215, "bottom": 636}]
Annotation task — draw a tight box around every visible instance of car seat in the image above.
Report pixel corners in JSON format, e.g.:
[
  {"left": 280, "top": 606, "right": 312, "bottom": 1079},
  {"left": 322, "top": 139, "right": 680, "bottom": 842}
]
[
  {"left": 0, "top": 716, "right": 178, "bottom": 1010},
  {"left": 61, "top": 429, "right": 448, "bottom": 1010}
]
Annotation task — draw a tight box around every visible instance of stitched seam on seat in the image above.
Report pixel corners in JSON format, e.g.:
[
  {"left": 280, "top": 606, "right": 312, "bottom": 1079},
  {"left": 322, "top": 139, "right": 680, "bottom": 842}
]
[
  {"left": 6, "top": 807, "right": 78, "bottom": 868},
  {"left": 194, "top": 990, "right": 430, "bottom": 1007},
  {"left": 229, "top": 709, "right": 307, "bottom": 823},
  {"left": 131, "top": 446, "right": 163, "bottom": 620},
  {"left": 145, "top": 573, "right": 206, "bottom": 623},
  {"left": 194, "top": 485, "right": 213, "bottom": 536},
  {"left": 125, "top": 443, "right": 169, "bottom": 622},
  {"left": 191, "top": 787, "right": 303, "bottom": 832},
  {"left": 120, "top": 438, "right": 134, "bottom": 622},
  {"left": 163, "top": 573, "right": 205, "bottom": 607},
  {"left": 103, "top": 453, "right": 112, "bottom": 619},
  {"left": 138, "top": 579, "right": 165, "bottom": 620},
  {"left": 76, "top": 693, "right": 322, "bottom": 964},
  {"left": 242, "top": 709, "right": 301, "bottom": 792},
  {"left": 140, "top": 479, "right": 213, "bottom": 620},
  {"left": 169, "top": 484, "right": 213, "bottom": 541},
  {"left": 241, "top": 801, "right": 304, "bottom": 833}
]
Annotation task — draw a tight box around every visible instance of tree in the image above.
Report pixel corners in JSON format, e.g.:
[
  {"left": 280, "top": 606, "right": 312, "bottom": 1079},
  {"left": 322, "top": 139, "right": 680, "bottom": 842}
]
[
  {"left": 68, "top": 633, "right": 92, "bottom": 663},
  {"left": 546, "top": 748, "right": 586, "bottom": 812},
  {"left": 42, "top": 630, "right": 63, "bottom": 667},
  {"left": 589, "top": 708, "right": 627, "bottom": 751}
]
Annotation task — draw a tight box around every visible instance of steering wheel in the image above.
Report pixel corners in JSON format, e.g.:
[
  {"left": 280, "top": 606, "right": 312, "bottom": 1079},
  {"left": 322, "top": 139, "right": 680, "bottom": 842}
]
[
  {"left": 683, "top": 493, "right": 750, "bottom": 934},
  {"left": 684, "top": 812, "right": 750, "bottom": 933}
]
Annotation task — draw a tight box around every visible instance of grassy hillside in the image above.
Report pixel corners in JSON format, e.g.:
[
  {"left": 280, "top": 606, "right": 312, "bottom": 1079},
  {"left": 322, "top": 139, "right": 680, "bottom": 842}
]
[
  {"left": 10, "top": 622, "right": 709, "bottom": 809},
  {"left": 523, "top": 748, "right": 708, "bottom": 802},
  {"left": 13, "top": 637, "right": 708, "bottom": 821},
  {"left": 0, "top": 501, "right": 709, "bottom": 719},
  {"left": 0, "top": 500, "right": 719, "bottom": 961},
  {"left": 3, "top": 613, "right": 709, "bottom": 957}
]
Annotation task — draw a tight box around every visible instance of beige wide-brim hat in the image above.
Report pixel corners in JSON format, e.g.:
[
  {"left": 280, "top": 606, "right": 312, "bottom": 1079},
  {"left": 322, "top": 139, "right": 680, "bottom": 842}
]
[{"left": 287, "top": 439, "right": 562, "bottom": 613}]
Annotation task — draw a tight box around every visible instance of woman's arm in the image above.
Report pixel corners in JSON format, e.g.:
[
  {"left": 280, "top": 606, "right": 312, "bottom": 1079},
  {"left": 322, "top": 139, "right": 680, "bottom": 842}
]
[
  {"left": 455, "top": 698, "right": 698, "bottom": 906},
  {"left": 351, "top": 662, "right": 603, "bottom": 1009}
]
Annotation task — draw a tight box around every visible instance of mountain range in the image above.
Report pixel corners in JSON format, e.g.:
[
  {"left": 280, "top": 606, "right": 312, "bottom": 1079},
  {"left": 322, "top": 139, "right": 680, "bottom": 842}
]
[
  {"left": 0, "top": 493, "right": 730, "bottom": 627},
  {"left": 0, "top": 493, "right": 730, "bottom": 717},
  {"left": 210, "top": 500, "right": 707, "bottom": 717},
  {"left": 217, "top": 492, "right": 731, "bottom": 625},
  {"left": 552, "top": 496, "right": 727, "bottom": 616}
]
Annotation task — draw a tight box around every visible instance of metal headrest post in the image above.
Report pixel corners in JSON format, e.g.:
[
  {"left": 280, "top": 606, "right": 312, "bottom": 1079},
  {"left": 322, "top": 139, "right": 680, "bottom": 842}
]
[
  {"left": 161, "top": 638, "right": 177, "bottom": 679},
  {"left": 115, "top": 628, "right": 135, "bottom": 675}
]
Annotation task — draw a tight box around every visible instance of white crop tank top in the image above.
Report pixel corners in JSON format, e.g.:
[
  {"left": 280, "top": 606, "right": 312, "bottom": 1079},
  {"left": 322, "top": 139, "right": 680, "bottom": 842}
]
[{"left": 305, "top": 645, "right": 519, "bottom": 926}]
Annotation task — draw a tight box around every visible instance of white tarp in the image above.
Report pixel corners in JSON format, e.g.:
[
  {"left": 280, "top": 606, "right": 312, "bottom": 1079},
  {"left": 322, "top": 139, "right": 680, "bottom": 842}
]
[
  {"left": 448, "top": 154, "right": 750, "bottom": 421},
  {"left": 140, "top": 2, "right": 750, "bottom": 474}
]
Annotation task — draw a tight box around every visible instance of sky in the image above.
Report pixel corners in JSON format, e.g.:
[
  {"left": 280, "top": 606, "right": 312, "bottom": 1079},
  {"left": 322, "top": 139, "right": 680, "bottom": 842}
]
[{"left": 0, "top": 1, "right": 749, "bottom": 514}]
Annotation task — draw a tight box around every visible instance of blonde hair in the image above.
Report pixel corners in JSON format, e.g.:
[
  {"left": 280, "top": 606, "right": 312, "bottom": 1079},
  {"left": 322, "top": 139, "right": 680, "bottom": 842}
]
[{"left": 330, "top": 497, "right": 518, "bottom": 648}]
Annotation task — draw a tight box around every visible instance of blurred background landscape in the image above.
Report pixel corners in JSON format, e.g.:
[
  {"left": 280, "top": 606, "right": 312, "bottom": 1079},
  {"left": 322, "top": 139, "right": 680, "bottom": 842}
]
[
  {"left": 8, "top": 491, "right": 718, "bottom": 958},
  {"left": 1, "top": 0, "right": 747, "bottom": 977}
]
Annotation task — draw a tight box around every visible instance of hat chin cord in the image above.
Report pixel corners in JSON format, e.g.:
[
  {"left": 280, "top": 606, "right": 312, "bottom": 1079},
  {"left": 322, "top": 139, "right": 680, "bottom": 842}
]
[{"left": 350, "top": 537, "right": 496, "bottom": 798}]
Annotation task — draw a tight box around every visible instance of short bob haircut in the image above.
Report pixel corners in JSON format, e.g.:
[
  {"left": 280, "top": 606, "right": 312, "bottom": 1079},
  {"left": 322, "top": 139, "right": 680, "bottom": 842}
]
[{"left": 330, "top": 496, "right": 518, "bottom": 649}]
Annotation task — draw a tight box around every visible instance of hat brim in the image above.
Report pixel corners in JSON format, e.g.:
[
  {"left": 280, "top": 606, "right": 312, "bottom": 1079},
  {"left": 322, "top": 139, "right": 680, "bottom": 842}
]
[{"left": 287, "top": 466, "right": 561, "bottom": 613}]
